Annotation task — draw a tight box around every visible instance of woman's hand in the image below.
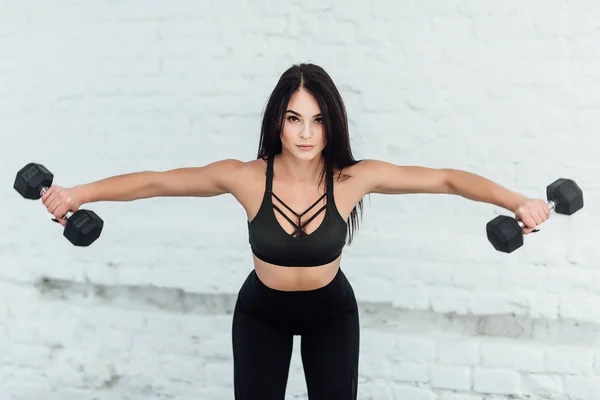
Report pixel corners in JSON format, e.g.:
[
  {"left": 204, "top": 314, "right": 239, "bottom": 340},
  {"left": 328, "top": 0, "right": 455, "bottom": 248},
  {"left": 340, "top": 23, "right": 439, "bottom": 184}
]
[
  {"left": 41, "top": 186, "right": 83, "bottom": 226},
  {"left": 515, "top": 198, "right": 551, "bottom": 234}
]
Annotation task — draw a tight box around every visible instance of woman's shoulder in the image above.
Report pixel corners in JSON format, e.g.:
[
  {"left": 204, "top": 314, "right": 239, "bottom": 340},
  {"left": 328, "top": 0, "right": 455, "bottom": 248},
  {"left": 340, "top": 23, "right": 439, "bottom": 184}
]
[
  {"left": 341, "top": 159, "right": 394, "bottom": 177},
  {"left": 240, "top": 158, "right": 268, "bottom": 174},
  {"left": 334, "top": 159, "right": 366, "bottom": 182},
  {"left": 225, "top": 158, "right": 268, "bottom": 187},
  {"left": 218, "top": 158, "right": 266, "bottom": 172}
]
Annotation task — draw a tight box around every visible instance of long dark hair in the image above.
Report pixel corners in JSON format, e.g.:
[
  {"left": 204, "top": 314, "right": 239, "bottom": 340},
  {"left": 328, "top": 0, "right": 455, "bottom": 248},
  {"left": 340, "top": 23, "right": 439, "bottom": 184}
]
[{"left": 256, "top": 63, "right": 363, "bottom": 244}]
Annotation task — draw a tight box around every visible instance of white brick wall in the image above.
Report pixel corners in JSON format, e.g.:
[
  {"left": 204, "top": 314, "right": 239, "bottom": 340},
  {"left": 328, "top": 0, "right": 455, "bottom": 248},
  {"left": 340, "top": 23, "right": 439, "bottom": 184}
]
[{"left": 1, "top": 0, "right": 599, "bottom": 399}]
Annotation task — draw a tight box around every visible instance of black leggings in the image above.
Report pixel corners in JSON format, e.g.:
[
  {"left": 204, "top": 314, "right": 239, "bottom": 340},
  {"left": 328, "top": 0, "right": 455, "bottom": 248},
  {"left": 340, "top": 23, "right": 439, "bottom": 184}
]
[{"left": 231, "top": 268, "right": 360, "bottom": 400}]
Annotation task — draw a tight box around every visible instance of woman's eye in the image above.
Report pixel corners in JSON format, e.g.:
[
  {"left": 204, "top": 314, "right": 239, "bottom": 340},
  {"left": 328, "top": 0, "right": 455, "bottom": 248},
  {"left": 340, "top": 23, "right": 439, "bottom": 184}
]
[
  {"left": 287, "top": 116, "right": 299, "bottom": 122},
  {"left": 314, "top": 118, "right": 323, "bottom": 124}
]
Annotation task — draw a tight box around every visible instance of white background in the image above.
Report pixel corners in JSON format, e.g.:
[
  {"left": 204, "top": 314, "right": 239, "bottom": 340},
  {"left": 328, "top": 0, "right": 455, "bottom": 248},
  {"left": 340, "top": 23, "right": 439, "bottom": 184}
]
[{"left": 1, "top": 1, "right": 599, "bottom": 399}]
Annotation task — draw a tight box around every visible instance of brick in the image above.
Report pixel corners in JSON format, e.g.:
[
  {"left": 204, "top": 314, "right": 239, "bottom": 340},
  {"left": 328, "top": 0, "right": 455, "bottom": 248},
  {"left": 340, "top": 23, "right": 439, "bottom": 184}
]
[
  {"left": 467, "top": 291, "right": 532, "bottom": 316},
  {"left": 390, "top": 362, "right": 429, "bottom": 383},
  {"left": 564, "top": 376, "right": 600, "bottom": 400},
  {"left": 358, "top": 381, "right": 393, "bottom": 399},
  {"left": 430, "top": 365, "right": 471, "bottom": 390},
  {"left": 361, "top": 331, "right": 399, "bottom": 357},
  {"left": 204, "top": 362, "right": 233, "bottom": 387},
  {"left": 560, "top": 296, "right": 600, "bottom": 324},
  {"left": 545, "top": 346, "right": 593, "bottom": 376},
  {"left": 391, "top": 284, "right": 430, "bottom": 310},
  {"left": 359, "top": 354, "right": 393, "bottom": 379},
  {"left": 437, "top": 339, "right": 480, "bottom": 365},
  {"left": 530, "top": 294, "right": 561, "bottom": 320},
  {"left": 481, "top": 342, "right": 545, "bottom": 373},
  {"left": 394, "top": 337, "right": 436, "bottom": 364},
  {"left": 432, "top": 16, "right": 475, "bottom": 39},
  {"left": 473, "top": 368, "right": 521, "bottom": 395},
  {"left": 521, "top": 374, "right": 564, "bottom": 397},
  {"left": 390, "top": 384, "right": 435, "bottom": 400},
  {"left": 430, "top": 288, "right": 471, "bottom": 315}
]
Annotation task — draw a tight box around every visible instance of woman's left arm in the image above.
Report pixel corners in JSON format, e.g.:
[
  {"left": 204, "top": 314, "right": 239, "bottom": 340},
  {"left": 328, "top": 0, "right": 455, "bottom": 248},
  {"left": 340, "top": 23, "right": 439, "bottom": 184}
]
[{"left": 355, "top": 160, "right": 550, "bottom": 233}]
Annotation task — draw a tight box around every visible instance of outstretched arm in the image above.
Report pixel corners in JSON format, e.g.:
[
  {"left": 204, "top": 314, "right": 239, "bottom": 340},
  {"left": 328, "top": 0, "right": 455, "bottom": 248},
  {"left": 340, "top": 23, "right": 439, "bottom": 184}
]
[
  {"left": 355, "top": 160, "right": 549, "bottom": 233},
  {"left": 42, "top": 159, "right": 244, "bottom": 224},
  {"left": 76, "top": 159, "right": 244, "bottom": 202}
]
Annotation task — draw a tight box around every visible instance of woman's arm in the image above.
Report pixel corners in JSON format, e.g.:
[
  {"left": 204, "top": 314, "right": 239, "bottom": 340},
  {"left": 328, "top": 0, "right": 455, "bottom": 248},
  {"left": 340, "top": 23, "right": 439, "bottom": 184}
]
[
  {"left": 354, "top": 159, "right": 548, "bottom": 232},
  {"left": 42, "top": 159, "right": 245, "bottom": 223},
  {"left": 75, "top": 159, "right": 244, "bottom": 203}
]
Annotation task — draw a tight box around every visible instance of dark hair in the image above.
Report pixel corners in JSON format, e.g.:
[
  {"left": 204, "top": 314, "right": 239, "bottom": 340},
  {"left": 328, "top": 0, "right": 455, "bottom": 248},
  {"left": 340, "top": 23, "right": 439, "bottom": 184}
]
[{"left": 257, "top": 63, "right": 363, "bottom": 244}]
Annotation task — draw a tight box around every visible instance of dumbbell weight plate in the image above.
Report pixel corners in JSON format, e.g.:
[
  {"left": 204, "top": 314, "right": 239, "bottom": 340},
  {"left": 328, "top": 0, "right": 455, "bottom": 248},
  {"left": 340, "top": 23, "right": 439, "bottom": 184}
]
[
  {"left": 547, "top": 178, "right": 584, "bottom": 215},
  {"left": 14, "top": 163, "right": 54, "bottom": 200},
  {"left": 64, "top": 209, "right": 104, "bottom": 247},
  {"left": 486, "top": 216, "right": 524, "bottom": 253}
]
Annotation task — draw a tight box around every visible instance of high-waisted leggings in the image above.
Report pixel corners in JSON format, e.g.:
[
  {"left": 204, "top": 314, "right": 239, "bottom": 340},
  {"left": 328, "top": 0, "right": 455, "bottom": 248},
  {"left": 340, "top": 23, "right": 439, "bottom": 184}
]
[{"left": 231, "top": 267, "right": 360, "bottom": 399}]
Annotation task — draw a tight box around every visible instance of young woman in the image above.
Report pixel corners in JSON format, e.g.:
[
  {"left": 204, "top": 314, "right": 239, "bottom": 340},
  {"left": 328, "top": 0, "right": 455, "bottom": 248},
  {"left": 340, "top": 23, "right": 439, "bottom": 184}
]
[{"left": 41, "top": 63, "right": 549, "bottom": 399}]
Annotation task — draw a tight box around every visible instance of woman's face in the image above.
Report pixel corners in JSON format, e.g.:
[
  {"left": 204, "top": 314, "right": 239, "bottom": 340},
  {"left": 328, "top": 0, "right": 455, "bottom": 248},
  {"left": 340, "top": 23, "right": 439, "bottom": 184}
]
[{"left": 280, "top": 87, "right": 326, "bottom": 161}]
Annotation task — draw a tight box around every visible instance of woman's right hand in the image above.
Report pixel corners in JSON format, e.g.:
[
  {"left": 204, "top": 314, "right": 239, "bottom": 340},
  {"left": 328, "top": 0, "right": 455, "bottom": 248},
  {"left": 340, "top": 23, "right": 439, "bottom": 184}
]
[{"left": 41, "top": 186, "right": 82, "bottom": 226}]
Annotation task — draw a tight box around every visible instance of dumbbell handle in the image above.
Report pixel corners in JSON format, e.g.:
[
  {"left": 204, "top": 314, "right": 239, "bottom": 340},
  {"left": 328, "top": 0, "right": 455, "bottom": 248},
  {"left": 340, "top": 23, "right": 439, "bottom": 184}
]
[
  {"left": 516, "top": 200, "right": 556, "bottom": 228},
  {"left": 39, "top": 186, "right": 74, "bottom": 219}
]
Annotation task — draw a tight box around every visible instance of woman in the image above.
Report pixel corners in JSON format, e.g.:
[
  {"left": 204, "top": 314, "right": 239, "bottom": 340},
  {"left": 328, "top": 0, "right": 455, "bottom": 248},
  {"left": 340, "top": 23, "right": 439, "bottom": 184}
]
[{"left": 42, "top": 63, "right": 549, "bottom": 399}]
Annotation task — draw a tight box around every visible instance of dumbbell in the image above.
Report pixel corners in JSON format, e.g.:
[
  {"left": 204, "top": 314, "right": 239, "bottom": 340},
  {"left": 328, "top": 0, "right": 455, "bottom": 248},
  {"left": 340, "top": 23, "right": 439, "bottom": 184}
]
[
  {"left": 13, "top": 163, "right": 104, "bottom": 247},
  {"left": 486, "top": 178, "right": 583, "bottom": 253}
]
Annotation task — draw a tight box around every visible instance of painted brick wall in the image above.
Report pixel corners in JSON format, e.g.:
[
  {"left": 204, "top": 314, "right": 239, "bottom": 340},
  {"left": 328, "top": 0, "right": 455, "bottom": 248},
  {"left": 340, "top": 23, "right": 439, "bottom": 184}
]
[{"left": 1, "top": 0, "right": 599, "bottom": 399}]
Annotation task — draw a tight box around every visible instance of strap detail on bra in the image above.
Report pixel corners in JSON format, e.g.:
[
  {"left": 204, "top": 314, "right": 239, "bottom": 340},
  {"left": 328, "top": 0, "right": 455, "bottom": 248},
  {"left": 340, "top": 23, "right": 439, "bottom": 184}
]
[
  {"left": 264, "top": 156, "right": 333, "bottom": 238},
  {"left": 272, "top": 194, "right": 327, "bottom": 237},
  {"left": 265, "top": 156, "right": 274, "bottom": 193}
]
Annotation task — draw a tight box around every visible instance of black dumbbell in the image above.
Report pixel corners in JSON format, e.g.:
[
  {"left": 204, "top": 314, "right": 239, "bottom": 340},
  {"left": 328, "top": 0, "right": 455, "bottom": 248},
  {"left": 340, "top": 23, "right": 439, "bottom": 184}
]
[
  {"left": 14, "top": 163, "right": 104, "bottom": 247},
  {"left": 486, "top": 178, "right": 584, "bottom": 253}
]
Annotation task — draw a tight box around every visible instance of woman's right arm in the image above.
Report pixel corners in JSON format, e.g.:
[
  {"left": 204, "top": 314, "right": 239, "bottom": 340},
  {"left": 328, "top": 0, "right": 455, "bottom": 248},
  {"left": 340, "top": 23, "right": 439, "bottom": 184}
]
[
  {"left": 42, "top": 159, "right": 245, "bottom": 222},
  {"left": 78, "top": 159, "right": 244, "bottom": 202}
]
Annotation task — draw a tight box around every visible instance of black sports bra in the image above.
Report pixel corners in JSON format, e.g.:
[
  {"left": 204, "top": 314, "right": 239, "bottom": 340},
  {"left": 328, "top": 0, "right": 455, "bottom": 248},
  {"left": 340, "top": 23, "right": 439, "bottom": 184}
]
[{"left": 247, "top": 156, "right": 347, "bottom": 267}]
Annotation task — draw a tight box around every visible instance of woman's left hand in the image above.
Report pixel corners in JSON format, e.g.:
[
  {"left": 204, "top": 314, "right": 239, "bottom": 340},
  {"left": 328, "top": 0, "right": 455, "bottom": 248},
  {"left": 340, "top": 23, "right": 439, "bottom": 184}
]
[{"left": 514, "top": 198, "right": 551, "bottom": 234}]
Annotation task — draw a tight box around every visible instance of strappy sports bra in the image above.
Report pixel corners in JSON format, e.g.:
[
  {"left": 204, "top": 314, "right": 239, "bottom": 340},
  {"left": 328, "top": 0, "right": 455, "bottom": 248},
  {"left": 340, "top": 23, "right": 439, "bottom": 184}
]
[{"left": 247, "top": 156, "right": 348, "bottom": 267}]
